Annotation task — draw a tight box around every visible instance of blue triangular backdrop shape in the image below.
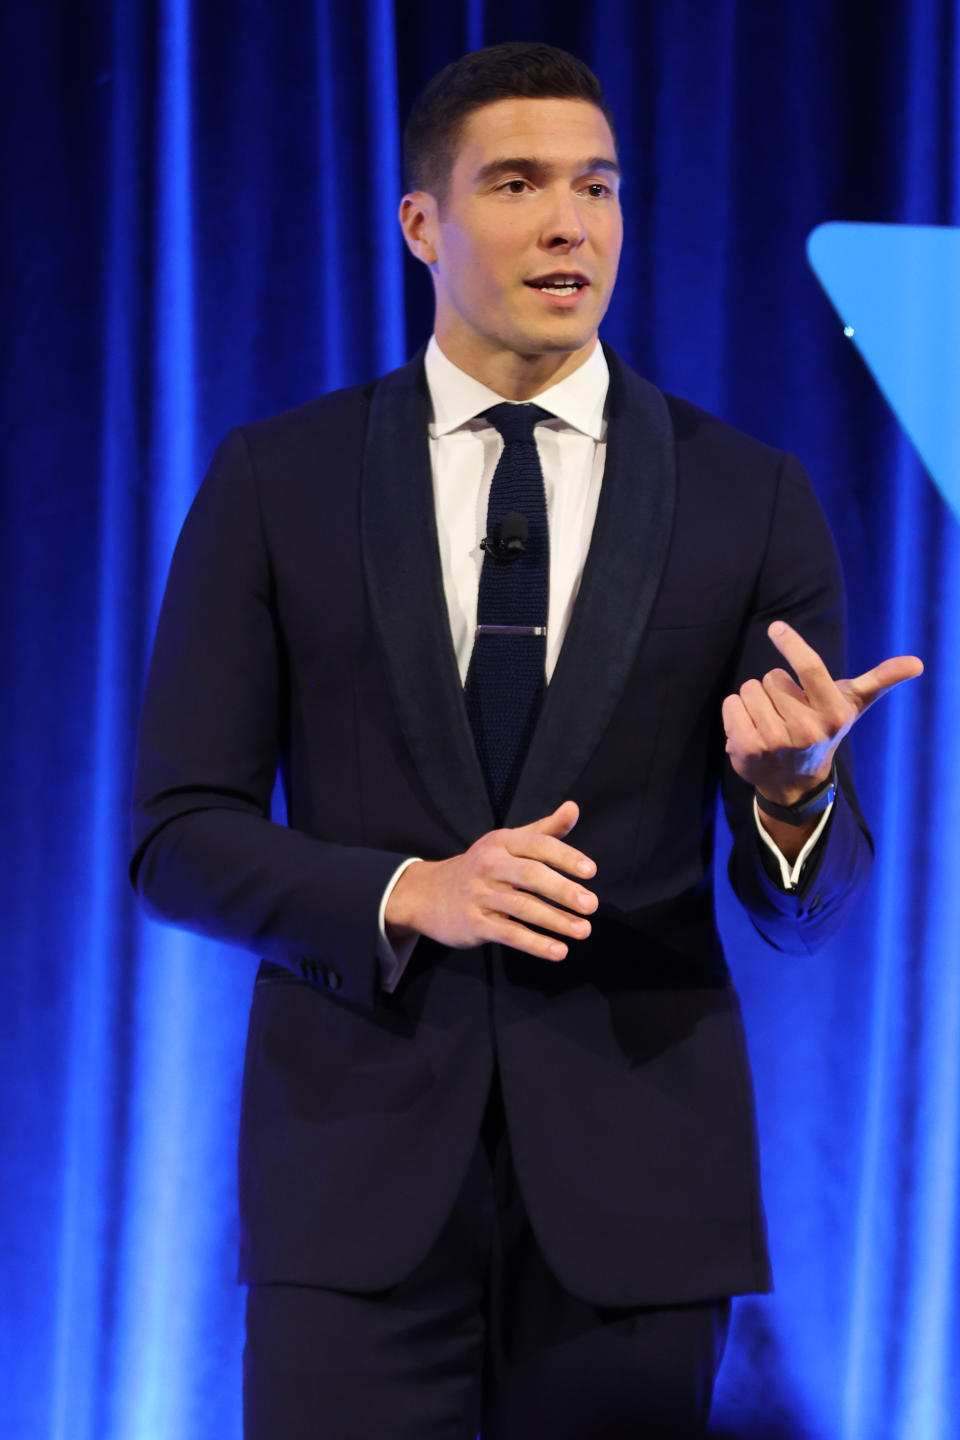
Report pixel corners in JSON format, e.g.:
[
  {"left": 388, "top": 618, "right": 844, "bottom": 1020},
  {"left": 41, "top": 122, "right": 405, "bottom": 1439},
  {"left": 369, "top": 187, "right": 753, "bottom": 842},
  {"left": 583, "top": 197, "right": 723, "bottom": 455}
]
[{"left": 807, "top": 222, "right": 960, "bottom": 523}]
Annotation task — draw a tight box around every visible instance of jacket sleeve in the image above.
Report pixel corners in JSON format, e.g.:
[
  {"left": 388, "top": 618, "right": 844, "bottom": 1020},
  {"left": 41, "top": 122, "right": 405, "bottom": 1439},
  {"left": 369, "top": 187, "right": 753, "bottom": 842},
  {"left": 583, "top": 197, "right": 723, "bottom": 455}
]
[
  {"left": 721, "top": 450, "right": 874, "bottom": 954},
  {"left": 130, "top": 427, "right": 410, "bottom": 1009}
]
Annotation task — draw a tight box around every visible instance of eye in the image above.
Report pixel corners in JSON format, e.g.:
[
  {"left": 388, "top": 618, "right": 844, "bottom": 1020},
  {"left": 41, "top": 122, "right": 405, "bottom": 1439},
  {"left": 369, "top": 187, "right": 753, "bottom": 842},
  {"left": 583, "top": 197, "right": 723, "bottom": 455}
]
[
  {"left": 584, "top": 182, "right": 612, "bottom": 198},
  {"left": 499, "top": 178, "right": 530, "bottom": 194}
]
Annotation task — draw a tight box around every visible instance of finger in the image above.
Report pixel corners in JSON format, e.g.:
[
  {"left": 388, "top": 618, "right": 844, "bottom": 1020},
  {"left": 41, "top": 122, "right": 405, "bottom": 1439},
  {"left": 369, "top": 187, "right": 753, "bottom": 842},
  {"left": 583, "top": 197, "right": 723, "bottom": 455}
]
[
  {"left": 761, "top": 669, "right": 829, "bottom": 745},
  {"left": 767, "top": 620, "right": 846, "bottom": 720},
  {"left": 840, "top": 654, "right": 924, "bottom": 714},
  {"left": 520, "top": 803, "right": 596, "bottom": 877},
  {"left": 737, "top": 678, "right": 792, "bottom": 749},
  {"left": 486, "top": 915, "right": 569, "bottom": 963},
  {"left": 721, "top": 693, "right": 759, "bottom": 751},
  {"left": 761, "top": 666, "right": 806, "bottom": 706},
  {"left": 493, "top": 852, "right": 598, "bottom": 914},
  {"left": 495, "top": 887, "right": 593, "bottom": 939},
  {"left": 510, "top": 829, "right": 597, "bottom": 879},
  {"left": 527, "top": 800, "right": 580, "bottom": 840}
]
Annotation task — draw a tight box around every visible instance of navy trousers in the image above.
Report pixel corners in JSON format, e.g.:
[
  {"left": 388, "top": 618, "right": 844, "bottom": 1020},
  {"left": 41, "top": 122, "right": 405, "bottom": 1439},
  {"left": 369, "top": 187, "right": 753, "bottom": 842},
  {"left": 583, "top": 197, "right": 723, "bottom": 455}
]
[{"left": 243, "top": 1073, "right": 730, "bottom": 1439}]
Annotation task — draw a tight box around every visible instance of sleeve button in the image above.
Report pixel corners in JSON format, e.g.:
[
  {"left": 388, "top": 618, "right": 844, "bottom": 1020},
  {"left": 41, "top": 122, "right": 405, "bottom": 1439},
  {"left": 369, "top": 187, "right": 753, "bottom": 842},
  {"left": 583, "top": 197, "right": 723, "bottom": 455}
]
[{"left": 323, "top": 966, "right": 342, "bottom": 991}]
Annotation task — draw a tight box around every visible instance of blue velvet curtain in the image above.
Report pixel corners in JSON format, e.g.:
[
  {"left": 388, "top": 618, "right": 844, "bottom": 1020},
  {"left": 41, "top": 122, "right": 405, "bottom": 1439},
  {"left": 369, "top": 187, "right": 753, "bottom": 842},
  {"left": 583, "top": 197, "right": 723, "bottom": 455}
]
[{"left": 2, "top": 3, "right": 957, "bottom": 1436}]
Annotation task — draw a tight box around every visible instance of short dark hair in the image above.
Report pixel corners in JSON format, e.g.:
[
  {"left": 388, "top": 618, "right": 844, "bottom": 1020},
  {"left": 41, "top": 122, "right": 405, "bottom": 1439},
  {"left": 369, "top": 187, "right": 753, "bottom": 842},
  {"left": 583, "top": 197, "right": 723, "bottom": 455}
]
[{"left": 403, "top": 42, "right": 617, "bottom": 206}]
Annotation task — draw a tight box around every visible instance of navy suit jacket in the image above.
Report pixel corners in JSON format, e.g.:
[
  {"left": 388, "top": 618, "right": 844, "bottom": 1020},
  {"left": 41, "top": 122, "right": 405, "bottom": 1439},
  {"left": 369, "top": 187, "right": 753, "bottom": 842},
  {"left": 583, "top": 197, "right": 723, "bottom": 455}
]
[{"left": 131, "top": 344, "right": 872, "bottom": 1307}]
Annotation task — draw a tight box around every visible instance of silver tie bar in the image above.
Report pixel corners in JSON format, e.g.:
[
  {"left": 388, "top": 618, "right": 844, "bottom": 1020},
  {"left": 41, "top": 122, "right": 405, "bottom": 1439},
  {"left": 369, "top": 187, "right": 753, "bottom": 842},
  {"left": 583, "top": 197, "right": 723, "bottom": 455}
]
[{"left": 475, "top": 624, "right": 547, "bottom": 638}]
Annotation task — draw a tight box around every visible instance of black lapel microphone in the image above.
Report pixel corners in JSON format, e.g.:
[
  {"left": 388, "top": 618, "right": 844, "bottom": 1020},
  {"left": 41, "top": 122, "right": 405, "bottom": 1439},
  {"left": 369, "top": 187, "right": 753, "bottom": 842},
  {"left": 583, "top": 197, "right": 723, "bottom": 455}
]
[{"left": 480, "top": 510, "right": 528, "bottom": 563}]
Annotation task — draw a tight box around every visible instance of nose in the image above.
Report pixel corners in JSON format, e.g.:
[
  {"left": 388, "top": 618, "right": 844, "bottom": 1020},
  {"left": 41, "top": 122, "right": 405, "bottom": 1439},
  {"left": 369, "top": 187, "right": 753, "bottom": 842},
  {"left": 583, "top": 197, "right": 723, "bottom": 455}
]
[{"left": 541, "top": 184, "right": 587, "bottom": 249}]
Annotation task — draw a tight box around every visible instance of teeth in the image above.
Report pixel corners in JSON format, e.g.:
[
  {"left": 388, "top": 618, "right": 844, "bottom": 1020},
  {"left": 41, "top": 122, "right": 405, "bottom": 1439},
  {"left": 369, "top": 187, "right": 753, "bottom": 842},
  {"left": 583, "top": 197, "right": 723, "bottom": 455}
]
[{"left": 540, "top": 282, "right": 580, "bottom": 294}]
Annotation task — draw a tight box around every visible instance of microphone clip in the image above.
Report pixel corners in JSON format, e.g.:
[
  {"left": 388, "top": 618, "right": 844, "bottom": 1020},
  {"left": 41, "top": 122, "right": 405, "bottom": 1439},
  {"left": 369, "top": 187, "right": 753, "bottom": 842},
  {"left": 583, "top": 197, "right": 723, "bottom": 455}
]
[{"left": 480, "top": 510, "right": 528, "bottom": 563}]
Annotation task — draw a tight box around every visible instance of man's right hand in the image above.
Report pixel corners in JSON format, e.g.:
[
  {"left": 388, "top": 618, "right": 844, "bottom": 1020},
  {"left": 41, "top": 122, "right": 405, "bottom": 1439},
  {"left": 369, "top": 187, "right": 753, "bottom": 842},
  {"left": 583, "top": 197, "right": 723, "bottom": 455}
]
[{"left": 384, "top": 800, "right": 598, "bottom": 962}]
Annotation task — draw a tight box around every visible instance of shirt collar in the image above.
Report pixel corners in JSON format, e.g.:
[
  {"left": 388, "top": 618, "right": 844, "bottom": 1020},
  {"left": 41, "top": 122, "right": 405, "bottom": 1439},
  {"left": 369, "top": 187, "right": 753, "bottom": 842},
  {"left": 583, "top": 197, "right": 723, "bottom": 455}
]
[{"left": 424, "top": 335, "right": 609, "bottom": 441}]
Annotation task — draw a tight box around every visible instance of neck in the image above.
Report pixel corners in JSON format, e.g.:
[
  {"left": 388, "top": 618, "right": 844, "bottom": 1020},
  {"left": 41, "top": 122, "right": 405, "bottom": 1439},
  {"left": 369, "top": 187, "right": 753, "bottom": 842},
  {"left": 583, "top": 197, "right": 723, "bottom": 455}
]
[{"left": 433, "top": 333, "right": 598, "bottom": 400}]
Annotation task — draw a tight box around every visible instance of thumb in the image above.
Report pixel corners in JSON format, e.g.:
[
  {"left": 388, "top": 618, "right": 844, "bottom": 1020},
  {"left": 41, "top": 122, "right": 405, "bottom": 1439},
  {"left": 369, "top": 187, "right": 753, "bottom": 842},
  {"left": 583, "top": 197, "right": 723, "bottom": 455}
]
[
  {"left": 840, "top": 654, "right": 924, "bottom": 715},
  {"left": 532, "top": 800, "right": 580, "bottom": 839}
]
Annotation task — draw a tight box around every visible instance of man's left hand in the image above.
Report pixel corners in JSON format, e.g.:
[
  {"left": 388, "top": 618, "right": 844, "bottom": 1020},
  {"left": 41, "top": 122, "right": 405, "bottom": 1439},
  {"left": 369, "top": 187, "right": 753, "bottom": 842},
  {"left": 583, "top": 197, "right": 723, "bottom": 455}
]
[{"left": 722, "top": 619, "right": 924, "bottom": 806}]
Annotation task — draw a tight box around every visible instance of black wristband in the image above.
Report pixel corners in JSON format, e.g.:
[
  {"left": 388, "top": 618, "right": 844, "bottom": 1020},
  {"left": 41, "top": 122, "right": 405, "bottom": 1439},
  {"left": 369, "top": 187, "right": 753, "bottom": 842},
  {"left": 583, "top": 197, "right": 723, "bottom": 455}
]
[{"left": 755, "top": 764, "right": 837, "bottom": 827}]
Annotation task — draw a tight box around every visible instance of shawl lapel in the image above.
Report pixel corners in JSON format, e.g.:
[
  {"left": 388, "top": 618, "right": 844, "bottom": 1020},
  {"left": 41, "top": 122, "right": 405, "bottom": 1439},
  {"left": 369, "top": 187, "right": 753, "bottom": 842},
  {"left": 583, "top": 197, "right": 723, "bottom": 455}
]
[
  {"left": 505, "top": 345, "right": 677, "bottom": 825},
  {"left": 361, "top": 351, "right": 495, "bottom": 848}
]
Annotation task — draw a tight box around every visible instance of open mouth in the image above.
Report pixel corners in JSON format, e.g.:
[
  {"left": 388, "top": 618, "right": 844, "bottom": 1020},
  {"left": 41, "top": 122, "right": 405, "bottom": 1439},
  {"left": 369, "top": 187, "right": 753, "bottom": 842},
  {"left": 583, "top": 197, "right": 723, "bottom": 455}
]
[{"left": 526, "top": 274, "right": 589, "bottom": 297}]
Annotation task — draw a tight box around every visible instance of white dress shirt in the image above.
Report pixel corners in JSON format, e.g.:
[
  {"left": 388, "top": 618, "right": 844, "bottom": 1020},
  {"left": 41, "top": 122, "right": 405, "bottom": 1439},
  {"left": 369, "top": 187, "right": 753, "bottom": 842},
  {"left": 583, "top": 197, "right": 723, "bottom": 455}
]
[
  {"left": 425, "top": 334, "right": 607, "bottom": 683},
  {"left": 375, "top": 337, "right": 830, "bottom": 989}
]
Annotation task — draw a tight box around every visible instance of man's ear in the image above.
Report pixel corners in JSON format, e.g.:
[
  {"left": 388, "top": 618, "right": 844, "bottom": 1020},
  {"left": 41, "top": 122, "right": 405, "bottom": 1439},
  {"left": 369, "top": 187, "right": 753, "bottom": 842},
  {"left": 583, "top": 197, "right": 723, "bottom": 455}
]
[{"left": 398, "top": 191, "right": 439, "bottom": 266}]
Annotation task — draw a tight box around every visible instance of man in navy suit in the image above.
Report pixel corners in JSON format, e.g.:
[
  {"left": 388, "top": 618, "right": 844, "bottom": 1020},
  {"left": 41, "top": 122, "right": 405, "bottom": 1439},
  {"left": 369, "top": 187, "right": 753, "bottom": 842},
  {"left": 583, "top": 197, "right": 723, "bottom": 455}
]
[{"left": 131, "top": 42, "right": 921, "bottom": 1439}]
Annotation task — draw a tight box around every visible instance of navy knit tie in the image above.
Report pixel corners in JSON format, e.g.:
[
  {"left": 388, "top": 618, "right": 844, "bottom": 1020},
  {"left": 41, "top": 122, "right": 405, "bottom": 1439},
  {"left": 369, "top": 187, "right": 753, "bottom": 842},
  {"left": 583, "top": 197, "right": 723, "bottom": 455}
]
[{"left": 464, "top": 403, "right": 551, "bottom": 819}]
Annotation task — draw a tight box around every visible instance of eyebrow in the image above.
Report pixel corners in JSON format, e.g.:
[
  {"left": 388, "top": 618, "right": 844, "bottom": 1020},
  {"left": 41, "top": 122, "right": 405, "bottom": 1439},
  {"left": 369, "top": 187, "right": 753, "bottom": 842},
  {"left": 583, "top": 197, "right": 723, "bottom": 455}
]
[{"left": 473, "top": 155, "right": 622, "bottom": 186}]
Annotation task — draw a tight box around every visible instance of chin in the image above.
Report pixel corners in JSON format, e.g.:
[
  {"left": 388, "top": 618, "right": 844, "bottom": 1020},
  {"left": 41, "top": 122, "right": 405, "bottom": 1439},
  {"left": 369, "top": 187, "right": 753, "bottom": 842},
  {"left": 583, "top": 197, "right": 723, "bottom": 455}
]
[
  {"left": 534, "top": 331, "right": 595, "bottom": 356},
  {"left": 510, "top": 324, "right": 596, "bottom": 356}
]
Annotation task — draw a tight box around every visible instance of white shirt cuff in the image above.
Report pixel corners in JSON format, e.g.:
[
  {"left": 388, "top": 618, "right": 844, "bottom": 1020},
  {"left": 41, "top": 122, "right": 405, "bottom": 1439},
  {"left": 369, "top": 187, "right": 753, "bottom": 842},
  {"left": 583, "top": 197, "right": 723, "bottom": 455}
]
[
  {"left": 376, "top": 857, "right": 423, "bottom": 993},
  {"left": 753, "top": 797, "right": 834, "bottom": 890}
]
